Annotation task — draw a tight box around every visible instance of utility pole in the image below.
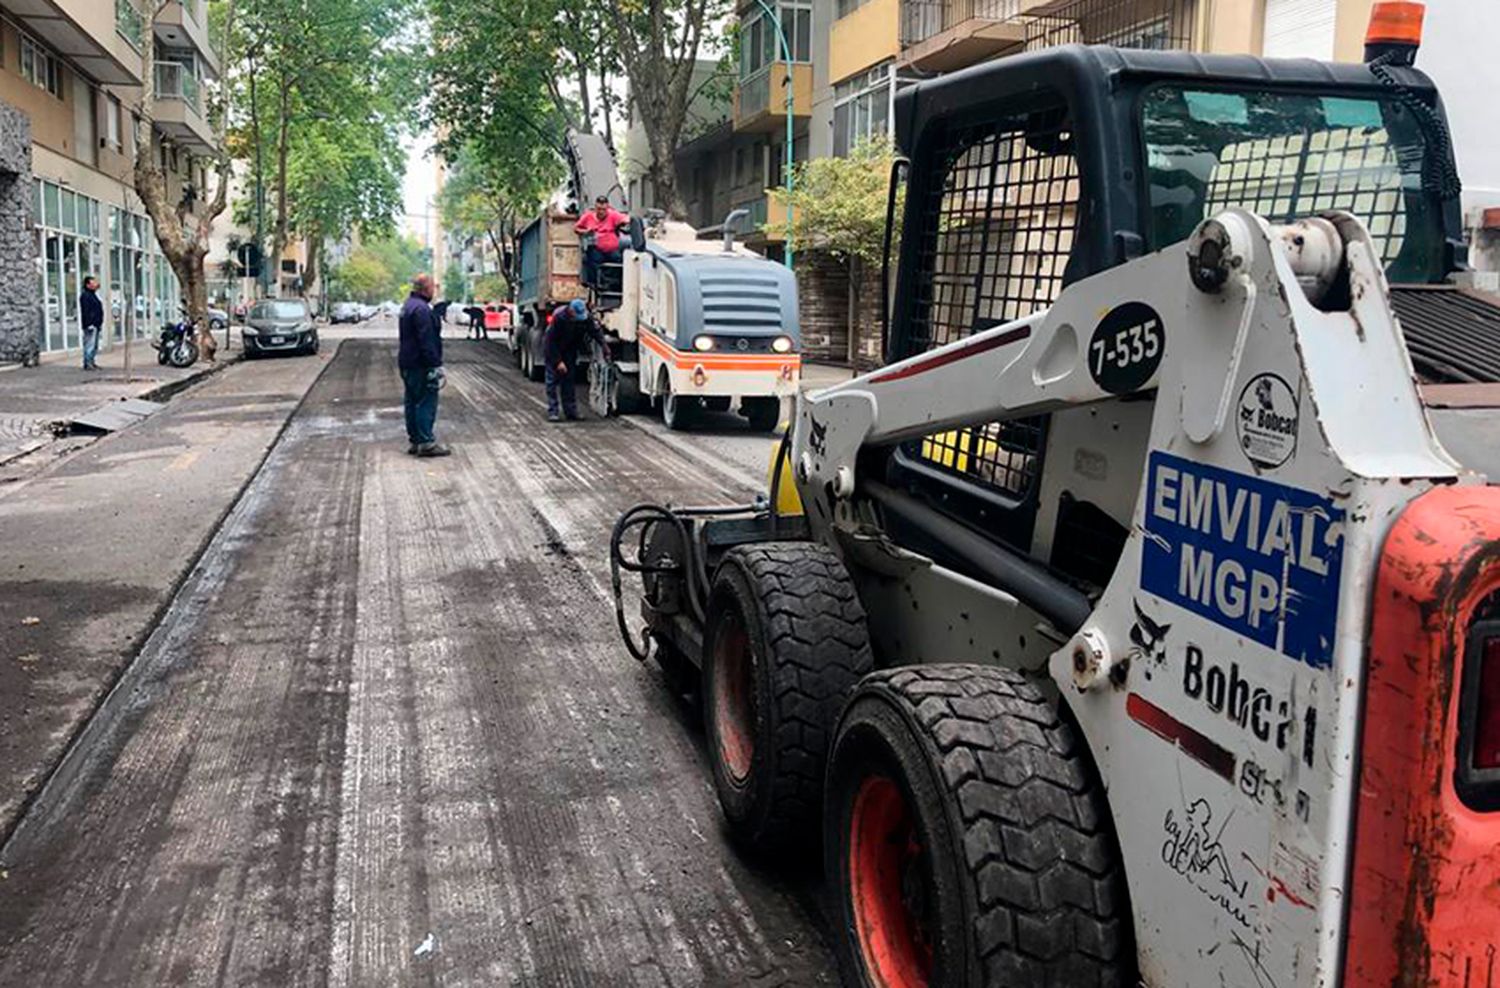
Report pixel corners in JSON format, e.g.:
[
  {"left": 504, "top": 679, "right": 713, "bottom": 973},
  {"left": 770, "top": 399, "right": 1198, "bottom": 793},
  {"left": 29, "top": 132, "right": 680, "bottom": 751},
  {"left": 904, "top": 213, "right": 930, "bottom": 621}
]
[{"left": 751, "top": 0, "right": 795, "bottom": 270}]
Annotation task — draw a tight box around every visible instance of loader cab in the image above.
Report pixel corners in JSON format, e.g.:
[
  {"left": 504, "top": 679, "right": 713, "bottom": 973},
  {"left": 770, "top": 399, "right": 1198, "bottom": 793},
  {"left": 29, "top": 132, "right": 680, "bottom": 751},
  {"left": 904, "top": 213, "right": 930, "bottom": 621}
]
[{"left": 882, "top": 43, "right": 1464, "bottom": 590}]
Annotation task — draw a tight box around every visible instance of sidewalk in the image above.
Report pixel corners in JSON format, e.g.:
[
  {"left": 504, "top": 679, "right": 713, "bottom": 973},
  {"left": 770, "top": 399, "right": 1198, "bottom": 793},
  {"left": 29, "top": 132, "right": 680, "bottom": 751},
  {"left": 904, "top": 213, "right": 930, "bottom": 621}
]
[{"left": 0, "top": 339, "right": 239, "bottom": 465}]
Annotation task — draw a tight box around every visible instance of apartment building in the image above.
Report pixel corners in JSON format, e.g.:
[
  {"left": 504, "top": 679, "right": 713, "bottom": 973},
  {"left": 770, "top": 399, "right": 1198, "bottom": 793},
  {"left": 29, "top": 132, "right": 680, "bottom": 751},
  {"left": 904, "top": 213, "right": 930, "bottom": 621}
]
[
  {"left": 655, "top": 0, "right": 1500, "bottom": 363},
  {"left": 0, "top": 0, "right": 221, "bottom": 359}
]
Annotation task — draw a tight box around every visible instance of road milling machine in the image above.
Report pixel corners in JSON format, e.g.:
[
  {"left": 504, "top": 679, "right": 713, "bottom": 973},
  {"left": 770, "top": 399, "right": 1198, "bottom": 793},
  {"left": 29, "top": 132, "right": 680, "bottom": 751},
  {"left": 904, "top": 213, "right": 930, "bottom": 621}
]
[
  {"left": 510, "top": 131, "right": 802, "bottom": 431},
  {"left": 610, "top": 6, "right": 1500, "bottom": 986}
]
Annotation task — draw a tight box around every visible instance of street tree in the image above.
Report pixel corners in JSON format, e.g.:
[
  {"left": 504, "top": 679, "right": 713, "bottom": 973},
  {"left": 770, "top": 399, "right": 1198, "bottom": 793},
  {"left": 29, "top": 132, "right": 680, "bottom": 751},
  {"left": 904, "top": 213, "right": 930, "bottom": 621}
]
[
  {"left": 764, "top": 137, "right": 902, "bottom": 365},
  {"left": 130, "top": 0, "right": 237, "bottom": 335},
  {"left": 600, "top": 0, "right": 729, "bottom": 216},
  {"left": 235, "top": 0, "right": 415, "bottom": 301}
]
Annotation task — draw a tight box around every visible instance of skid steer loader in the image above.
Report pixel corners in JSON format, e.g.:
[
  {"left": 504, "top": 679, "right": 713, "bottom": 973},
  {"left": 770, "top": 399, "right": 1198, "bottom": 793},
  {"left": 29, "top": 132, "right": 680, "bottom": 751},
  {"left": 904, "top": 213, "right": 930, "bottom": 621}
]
[{"left": 609, "top": 7, "right": 1500, "bottom": 986}]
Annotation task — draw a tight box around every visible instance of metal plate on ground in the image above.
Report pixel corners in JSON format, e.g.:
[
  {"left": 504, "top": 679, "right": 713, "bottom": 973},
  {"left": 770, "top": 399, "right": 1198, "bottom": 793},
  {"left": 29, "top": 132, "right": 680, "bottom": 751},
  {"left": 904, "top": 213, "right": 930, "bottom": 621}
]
[{"left": 71, "top": 398, "right": 165, "bottom": 434}]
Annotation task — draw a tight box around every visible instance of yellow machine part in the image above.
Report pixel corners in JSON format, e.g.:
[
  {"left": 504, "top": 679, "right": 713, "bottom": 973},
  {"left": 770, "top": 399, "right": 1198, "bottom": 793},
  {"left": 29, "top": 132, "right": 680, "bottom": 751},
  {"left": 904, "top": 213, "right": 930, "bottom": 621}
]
[
  {"left": 920, "top": 429, "right": 998, "bottom": 473},
  {"left": 767, "top": 441, "right": 804, "bottom": 517}
]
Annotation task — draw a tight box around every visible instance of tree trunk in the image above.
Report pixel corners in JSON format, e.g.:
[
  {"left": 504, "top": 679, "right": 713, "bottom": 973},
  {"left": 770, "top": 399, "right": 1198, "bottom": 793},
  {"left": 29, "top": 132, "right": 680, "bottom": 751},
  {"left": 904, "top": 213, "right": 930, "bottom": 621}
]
[
  {"left": 646, "top": 130, "right": 684, "bottom": 218},
  {"left": 271, "top": 82, "right": 291, "bottom": 296},
  {"left": 846, "top": 256, "right": 859, "bottom": 367},
  {"left": 599, "top": 65, "right": 615, "bottom": 151}
]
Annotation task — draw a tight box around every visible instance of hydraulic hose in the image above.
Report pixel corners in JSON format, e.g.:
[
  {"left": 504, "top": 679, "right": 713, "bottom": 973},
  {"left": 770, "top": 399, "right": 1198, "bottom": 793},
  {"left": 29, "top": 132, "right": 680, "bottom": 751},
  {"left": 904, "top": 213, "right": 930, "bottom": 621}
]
[{"left": 607, "top": 501, "right": 762, "bottom": 663}]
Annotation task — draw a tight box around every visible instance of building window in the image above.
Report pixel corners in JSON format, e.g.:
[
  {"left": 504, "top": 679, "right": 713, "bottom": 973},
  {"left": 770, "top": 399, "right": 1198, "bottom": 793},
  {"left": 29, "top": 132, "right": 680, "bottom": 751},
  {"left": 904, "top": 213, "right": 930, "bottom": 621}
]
[
  {"left": 107, "top": 96, "right": 122, "bottom": 149},
  {"left": 836, "top": 0, "right": 870, "bottom": 17},
  {"left": 281, "top": 259, "right": 298, "bottom": 274},
  {"left": 740, "top": 3, "right": 812, "bottom": 78},
  {"left": 20, "top": 37, "right": 62, "bottom": 99},
  {"left": 833, "top": 63, "right": 916, "bottom": 156},
  {"left": 35, "top": 181, "right": 106, "bottom": 352}
]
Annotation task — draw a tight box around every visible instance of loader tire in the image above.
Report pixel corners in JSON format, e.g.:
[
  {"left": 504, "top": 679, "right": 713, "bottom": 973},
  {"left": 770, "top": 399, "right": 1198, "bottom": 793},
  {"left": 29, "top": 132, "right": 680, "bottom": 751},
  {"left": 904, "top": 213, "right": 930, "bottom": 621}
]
[
  {"left": 826, "top": 664, "right": 1132, "bottom": 988},
  {"left": 704, "top": 543, "right": 873, "bottom": 856}
]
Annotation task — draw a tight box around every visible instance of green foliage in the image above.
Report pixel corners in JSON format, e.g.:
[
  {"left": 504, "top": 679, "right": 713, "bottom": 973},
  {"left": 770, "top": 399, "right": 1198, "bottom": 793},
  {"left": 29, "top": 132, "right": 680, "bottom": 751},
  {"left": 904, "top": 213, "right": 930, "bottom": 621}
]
[
  {"left": 427, "top": 0, "right": 573, "bottom": 218},
  {"left": 471, "top": 274, "right": 508, "bottom": 303},
  {"left": 764, "top": 137, "right": 901, "bottom": 269},
  {"left": 230, "top": 0, "right": 417, "bottom": 261},
  {"left": 327, "top": 234, "right": 429, "bottom": 303},
  {"left": 329, "top": 250, "right": 390, "bottom": 303}
]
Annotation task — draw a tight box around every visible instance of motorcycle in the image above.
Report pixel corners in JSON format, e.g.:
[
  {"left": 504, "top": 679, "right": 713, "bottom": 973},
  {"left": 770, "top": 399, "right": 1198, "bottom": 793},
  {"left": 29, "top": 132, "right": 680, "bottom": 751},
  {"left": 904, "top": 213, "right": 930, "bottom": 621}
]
[{"left": 153, "top": 318, "right": 199, "bottom": 369}]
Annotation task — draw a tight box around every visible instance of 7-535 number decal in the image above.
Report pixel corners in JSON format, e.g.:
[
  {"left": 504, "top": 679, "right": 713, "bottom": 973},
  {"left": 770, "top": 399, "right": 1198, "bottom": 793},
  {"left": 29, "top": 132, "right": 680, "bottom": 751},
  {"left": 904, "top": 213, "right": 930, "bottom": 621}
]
[{"left": 1089, "top": 301, "right": 1165, "bottom": 394}]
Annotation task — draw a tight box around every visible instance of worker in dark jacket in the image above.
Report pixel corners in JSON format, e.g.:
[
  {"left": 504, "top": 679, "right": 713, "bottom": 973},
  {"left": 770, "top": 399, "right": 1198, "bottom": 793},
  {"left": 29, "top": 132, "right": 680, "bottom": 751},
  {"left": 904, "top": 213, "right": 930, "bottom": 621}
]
[
  {"left": 543, "top": 298, "right": 606, "bottom": 422},
  {"left": 79, "top": 276, "right": 104, "bottom": 370},
  {"left": 398, "top": 273, "right": 450, "bottom": 457}
]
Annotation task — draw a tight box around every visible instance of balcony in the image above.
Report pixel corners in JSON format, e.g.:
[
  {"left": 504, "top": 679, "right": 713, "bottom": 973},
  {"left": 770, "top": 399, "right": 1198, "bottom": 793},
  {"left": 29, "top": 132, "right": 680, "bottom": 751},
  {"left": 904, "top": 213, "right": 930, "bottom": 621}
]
[
  {"left": 830, "top": 0, "right": 901, "bottom": 83},
  {"left": 6, "top": 0, "right": 145, "bottom": 85},
  {"left": 154, "top": 61, "right": 217, "bottom": 153},
  {"left": 154, "top": 1, "right": 221, "bottom": 75},
  {"left": 733, "top": 62, "right": 813, "bottom": 134},
  {"left": 899, "top": 0, "right": 1200, "bottom": 71}
]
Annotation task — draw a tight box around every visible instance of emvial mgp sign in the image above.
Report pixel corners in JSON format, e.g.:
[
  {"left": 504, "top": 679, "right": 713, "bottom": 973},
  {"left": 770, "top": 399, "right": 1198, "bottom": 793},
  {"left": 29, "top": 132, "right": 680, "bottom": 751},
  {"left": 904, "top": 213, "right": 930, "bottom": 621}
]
[{"left": 1140, "top": 452, "right": 1344, "bottom": 669}]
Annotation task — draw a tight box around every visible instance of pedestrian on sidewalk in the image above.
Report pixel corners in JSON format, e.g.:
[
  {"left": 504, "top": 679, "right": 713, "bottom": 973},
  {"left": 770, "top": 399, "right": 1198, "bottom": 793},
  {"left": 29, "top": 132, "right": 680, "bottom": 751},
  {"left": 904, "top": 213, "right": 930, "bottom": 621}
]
[
  {"left": 80, "top": 276, "right": 103, "bottom": 370},
  {"left": 398, "top": 273, "right": 451, "bottom": 458},
  {"left": 543, "top": 298, "right": 606, "bottom": 423}
]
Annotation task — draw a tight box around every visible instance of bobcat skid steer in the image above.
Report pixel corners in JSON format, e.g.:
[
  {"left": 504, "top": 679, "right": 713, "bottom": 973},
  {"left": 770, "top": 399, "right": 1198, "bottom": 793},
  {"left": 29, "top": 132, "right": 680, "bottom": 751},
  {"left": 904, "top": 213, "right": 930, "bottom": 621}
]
[{"left": 609, "top": 8, "right": 1500, "bottom": 986}]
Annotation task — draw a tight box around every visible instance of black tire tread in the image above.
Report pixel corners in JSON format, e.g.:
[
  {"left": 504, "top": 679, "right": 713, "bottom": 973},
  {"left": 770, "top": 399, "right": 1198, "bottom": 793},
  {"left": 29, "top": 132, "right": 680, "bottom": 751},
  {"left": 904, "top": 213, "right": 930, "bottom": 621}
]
[
  {"left": 859, "top": 664, "right": 1131, "bottom": 988},
  {"left": 719, "top": 542, "right": 873, "bottom": 851}
]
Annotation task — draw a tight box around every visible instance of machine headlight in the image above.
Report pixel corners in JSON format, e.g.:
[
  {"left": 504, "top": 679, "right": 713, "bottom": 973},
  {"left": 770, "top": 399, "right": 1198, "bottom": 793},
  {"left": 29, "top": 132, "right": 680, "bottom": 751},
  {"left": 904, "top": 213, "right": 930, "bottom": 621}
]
[
  {"left": 693, "top": 334, "right": 716, "bottom": 352},
  {"left": 771, "top": 335, "right": 793, "bottom": 353}
]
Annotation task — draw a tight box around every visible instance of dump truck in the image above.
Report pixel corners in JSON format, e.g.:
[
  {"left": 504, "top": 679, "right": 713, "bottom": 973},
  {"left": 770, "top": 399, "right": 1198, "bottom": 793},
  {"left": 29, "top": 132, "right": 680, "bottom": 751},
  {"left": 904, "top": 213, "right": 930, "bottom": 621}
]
[
  {"left": 610, "top": 5, "right": 1500, "bottom": 985},
  {"left": 509, "top": 130, "right": 625, "bottom": 380}
]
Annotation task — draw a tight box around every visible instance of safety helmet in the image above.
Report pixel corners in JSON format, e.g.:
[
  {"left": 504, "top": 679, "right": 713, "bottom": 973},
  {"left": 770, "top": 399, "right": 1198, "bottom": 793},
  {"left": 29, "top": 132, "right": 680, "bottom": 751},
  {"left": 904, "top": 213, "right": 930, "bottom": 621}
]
[{"left": 569, "top": 299, "right": 587, "bottom": 318}]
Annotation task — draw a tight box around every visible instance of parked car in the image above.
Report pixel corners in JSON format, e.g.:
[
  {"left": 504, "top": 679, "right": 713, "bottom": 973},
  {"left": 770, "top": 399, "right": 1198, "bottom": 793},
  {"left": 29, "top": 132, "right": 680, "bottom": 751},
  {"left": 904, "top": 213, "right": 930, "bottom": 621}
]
[
  {"left": 243, "top": 298, "right": 319, "bottom": 357},
  {"left": 207, "top": 306, "right": 229, "bottom": 330},
  {"left": 331, "top": 302, "right": 361, "bottom": 324}
]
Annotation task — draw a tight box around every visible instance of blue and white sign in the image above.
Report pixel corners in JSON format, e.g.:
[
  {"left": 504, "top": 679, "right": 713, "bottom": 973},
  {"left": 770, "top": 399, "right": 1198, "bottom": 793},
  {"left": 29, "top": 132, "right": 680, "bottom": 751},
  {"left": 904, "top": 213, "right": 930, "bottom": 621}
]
[{"left": 1140, "top": 452, "right": 1344, "bottom": 669}]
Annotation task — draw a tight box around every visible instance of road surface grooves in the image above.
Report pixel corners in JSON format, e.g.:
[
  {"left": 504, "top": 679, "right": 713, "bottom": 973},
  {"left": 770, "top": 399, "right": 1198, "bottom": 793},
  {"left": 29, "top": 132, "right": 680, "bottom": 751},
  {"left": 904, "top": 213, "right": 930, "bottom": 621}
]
[{"left": 0, "top": 340, "right": 836, "bottom": 986}]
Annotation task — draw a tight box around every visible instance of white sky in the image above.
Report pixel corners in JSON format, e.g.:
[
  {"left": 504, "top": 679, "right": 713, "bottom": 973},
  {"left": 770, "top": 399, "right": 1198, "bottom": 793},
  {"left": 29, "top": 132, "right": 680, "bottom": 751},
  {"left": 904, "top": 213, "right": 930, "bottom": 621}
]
[{"left": 401, "top": 130, "right": 440, "bottom": 244}]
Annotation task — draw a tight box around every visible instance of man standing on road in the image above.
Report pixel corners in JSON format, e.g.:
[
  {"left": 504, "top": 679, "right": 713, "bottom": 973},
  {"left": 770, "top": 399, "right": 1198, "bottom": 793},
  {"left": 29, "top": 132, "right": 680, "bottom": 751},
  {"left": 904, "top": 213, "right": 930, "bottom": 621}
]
[
  {"left": 575, "top": 196, "right": 629, "bottom": 290},
  {"left": 79, "top": 276, "right": 103, "bottom": 371},
  {"left": 398, "top": 273, "right": 451, "bottom": 457},
  {"left": 543, "top": 298, "right": 606, "bottom": 423},
  {"left": 464, "top": 304, "right": 487, "bottom": 341}
]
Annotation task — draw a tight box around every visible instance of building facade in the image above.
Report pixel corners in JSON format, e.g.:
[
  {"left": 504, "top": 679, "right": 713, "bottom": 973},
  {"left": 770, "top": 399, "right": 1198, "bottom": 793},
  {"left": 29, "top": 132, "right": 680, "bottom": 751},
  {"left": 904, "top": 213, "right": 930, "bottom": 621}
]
[{"left": 0, "top": 0, "right": 221, "bottom": 360}]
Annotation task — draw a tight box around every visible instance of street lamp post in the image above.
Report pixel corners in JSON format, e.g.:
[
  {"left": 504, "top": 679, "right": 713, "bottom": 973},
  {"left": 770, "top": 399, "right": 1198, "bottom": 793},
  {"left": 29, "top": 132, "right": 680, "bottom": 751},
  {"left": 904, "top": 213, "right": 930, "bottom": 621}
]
[{"left": 751, "top": 0, "right": 795, "bottom": 270}]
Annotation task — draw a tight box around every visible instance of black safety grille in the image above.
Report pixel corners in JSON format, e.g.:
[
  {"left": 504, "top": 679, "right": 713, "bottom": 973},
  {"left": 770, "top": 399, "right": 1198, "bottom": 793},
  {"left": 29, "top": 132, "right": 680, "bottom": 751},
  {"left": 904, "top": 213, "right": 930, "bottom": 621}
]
[
  {"left": 901, "top": 105, "right": 1079, "bottom": 500},
  {"left": 700, "top": 274, "right": 785, "bottom": 334},
  {"left": 1204, "top": 128, "right": 1409, "bottom": 269}
]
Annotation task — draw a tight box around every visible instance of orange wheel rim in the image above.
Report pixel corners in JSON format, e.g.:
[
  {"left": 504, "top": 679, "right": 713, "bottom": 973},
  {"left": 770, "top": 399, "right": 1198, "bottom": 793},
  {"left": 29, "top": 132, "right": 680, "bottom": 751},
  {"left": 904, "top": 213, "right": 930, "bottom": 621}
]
[
  {"left": 849, "top": 775, "right": 933, "bottom": 988},
  {"left": 713, "top": 613, "right": 754, "bottom": 782}
]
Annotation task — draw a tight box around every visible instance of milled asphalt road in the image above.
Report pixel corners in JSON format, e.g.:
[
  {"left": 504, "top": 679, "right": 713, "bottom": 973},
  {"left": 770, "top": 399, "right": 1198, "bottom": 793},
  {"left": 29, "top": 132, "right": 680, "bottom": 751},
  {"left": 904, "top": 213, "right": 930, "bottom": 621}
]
[
  {"left": 0, "top": 338, "right": 837, "bottom": 986},
  {"left": 0, "top": 349, "right": 330, "bottom": 833}
]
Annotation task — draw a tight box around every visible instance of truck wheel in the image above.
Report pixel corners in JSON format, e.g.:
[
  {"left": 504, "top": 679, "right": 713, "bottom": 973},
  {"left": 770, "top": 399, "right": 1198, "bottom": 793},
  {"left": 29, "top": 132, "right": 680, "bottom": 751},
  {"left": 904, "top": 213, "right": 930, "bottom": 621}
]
[
  {"left": 826, "top": 665, "right": 1132, "bottom": 988},
  {"left": 703, "top": 543, "right": 874, "bottom": 855},
  {"left": 662, "top": 388, "right": 695, "bottom": 431},
  {"left": 743, "top": 397, "right": 780, "bottom": 433},
  {"left": 526, "top": 344, "right": 545, "bottom": 382}
]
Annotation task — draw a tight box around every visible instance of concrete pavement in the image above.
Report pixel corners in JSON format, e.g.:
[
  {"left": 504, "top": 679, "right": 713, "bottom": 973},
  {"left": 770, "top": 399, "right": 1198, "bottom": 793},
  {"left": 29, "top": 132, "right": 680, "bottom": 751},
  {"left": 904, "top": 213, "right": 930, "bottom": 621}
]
[
  {"left": 0, "top": 339, "right": 837, "bottom": 985},
  {"left": 0, "top": 334, "right": 242, "bottom": 470}
]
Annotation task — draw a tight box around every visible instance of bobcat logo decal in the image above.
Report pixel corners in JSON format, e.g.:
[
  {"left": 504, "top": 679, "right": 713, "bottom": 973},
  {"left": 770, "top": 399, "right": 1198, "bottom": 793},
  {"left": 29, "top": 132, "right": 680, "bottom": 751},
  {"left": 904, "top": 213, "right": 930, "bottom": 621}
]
[
  {"left": 808, "top": 414, "right": 829, "bottom": 457},
  {"left": 1129, "top": 599, "right": 1171, "bottom": 680}
]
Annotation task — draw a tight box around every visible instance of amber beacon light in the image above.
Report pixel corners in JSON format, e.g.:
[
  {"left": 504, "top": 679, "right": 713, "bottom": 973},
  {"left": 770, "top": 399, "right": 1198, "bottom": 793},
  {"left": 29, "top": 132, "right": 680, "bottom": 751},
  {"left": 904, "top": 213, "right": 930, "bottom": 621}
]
[{"left": 1365, "top": 2, "right": 1425, "bottom": 64}]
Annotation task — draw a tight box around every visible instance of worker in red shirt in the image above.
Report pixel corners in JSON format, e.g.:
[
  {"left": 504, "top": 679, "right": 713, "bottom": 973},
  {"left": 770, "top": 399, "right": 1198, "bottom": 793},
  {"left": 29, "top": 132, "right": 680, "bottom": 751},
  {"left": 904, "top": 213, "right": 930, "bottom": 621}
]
[{"left": 575, "top": 196, "right": 629, "bottom": 290}]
